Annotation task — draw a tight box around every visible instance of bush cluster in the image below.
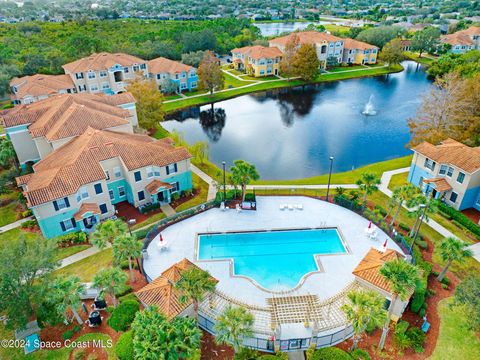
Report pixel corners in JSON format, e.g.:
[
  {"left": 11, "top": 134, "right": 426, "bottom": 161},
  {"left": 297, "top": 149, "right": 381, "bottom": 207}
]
[
  {"left": 244, "top": 192, "right": 256, "bottom": 202},
  {"left": 438, "top": 202, "right": 480, "bottom": 238},
  {"left": 215, "top": 189, "right": 242, "bottom": 202},
  {"left": 311, "top": 347, "right": 352, "bottom": 360},
  {"left": 54, "top": 232, "right": 88, "bottom": 247},
  {"left": 350, "top": 349, "right": 371, "bottom": 360},
  {"left": 393, "top": 320, "right": 426, "bottom": 353},
  {"left": 139, "top": 202, "right": 161, "bottom": 214},
  {"left": 107, "top": 300, "right": 140, "bottom": 332},
  {"left": 20, "top": 219, "right": 38, "bottom": 229},
  {"left": 115, "top": 330, "right": 134, "bottom": 360}
]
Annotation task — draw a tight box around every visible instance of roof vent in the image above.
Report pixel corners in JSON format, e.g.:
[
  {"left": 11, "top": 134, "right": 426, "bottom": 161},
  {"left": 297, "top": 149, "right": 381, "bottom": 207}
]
[
  {"left": 104, "top": 141, "right": 114, "bottom": 146},
  {"left": 88, "top": 145, "right": 99, "bottom": 151}
]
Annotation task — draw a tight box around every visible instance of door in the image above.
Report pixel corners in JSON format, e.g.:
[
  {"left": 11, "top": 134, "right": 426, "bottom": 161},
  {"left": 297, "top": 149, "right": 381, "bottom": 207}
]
[{"left": 157, "top": 192, "right": 165, "bottom": 202}]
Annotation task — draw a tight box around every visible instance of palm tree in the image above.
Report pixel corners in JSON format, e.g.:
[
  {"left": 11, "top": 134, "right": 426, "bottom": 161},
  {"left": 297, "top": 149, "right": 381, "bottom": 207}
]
[
  {"left": 230, "top": 160, "right": 260, "bottom": 201},
  {"left": 90, "top": 219, "right": 128, "bottom": 249},
  {"left": 0, "top": 138, "right": 19, "bottom": 172},
  {"left": 341, "top": 289, "right": 387, "bottom": 350},
  {"left": 378, "top": 259, "right": 419, "bottom": 350},
  {"left": 437, "top": 237, "right": 473, "bottom": 282},
  {"left": 113, "top": 234, "right": 143, "bottom": 283},
  {"left": 407, "top": 194, "right": 438, "bottom": 238},
  {"left": 356, "top": 172, "right": 381, "bottom": 205},
  {"left": 93, "top": 267, "right": 128, "bottom": 307},
  {"left": 214, "top": 305, "right": 254, "bottom": 354},
  {"left": 390, "top": 184, "right": 417, "bottom": 226},
  {"left": 175, "top": 267, "right": 217, "bottom": 321},
  {"left": 51, "top": 276, "right": 86, "bottom": 325}
]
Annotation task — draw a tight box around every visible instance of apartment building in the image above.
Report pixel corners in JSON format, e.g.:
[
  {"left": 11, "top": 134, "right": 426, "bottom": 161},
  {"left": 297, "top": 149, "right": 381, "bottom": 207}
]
[
  {"left": 408, "top": 138, "right": 480, "bottom": 211},
  {"left": 10, "top": 74, "right": 76, "bottom": 104},
  {"left": 16, "top": 128, "right": 192, "bottom": 238},
  {"left": 342, "top": 38, "right": 378, "bottom": 65},
  {"left": 231, "top": 45, "right": 282, "bottom": 77},
  {"left": 439, "top": 26, "right": 480, "bottom": 54},
  {"left": 148, "top": 57, "right": 198, "bottom": 92},
  {"left": 62, "top": 52, "right": 148, "bottom": 94},
  {"left": 1, "top": 93, "right": 138, "bottom": 168}
]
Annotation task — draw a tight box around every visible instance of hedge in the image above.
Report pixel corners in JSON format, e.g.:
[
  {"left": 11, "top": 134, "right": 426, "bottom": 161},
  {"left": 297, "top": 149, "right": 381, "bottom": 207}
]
[
  {"left": 437, "top": 202, "right": 480, "bottom": 237},
  {"left": 312, "top": 347, "right": 352, "bottom": 360},
  {"left": 115, "top": 330, "right": 134, "bottom": 360},
  {"left": 350, "top": 349, "right": 371, "bottom": 360},
  {"left": 54, "top": 232, "right": 88, "bottom": 246},
  {"left": 107, "top": 300, "right": 139, "bottom": 332}
]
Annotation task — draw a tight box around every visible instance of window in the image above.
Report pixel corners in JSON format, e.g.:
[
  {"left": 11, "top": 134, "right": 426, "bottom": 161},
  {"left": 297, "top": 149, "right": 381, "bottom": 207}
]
[
  {"left": 100, "top": 70, "right": 108, "bottom": 77},
  {"left": 446, "top": 166, "right": 454, "bottom": 177},
  {"left": 53, "top": 197, "right": 70, "bottom": 211},
  {"left": 90, "top": 85, "right": 98, "bottom": 91},
  {"left": 424, "top": 158, "right": 436, "bottom": 171},
  {"left": 99, "top": 203, "right": 108, "bottom": 214},
  {"left": 140, "top": 63, "right": 146, "bottom": 69},
  {"left": 105, "top": 170, "right": 110, "bottom": 180},
  {"left": 134, "top": 171, "right": 142, "bottom": 182},
  {"left": 94, "top": 183, "right": 103, "bottom": 194},
  {"left": 457, "top": 172, "right": 465, "bottom": 184},
  {"left": 154, "top": 167, "right": 160, "bottom": 176},
  {"left": 60, "top": 218, "right": 76, "bottom": 232},
  {"left": 146, "top": 166, "right": 154, "bottom": 178},
  {"left": 88, "top": 72, "right": 96, "bottom": 79},
  {"left": 138, "top": 190, "right": 145, "bottom": 201},
  {"left": 450, "top": 192, "right": 458, "bottom": 203},
  {"left": 182, "top": 72, "right": 186, "bottom": 78},
  {"left": 78, "top": 85, "right": 87, "bottom": 92},
  {"left": 191, "top": 82, "right": 197, "bottom": 88},
  {"left": 75, "top": 73, "right": 84, "bottom": 80},
  {"left": 439, "top": 164, "right": 448, "bottom": 175},
  {"left": 102, "top": 83, "right": 110, "bottom": 89},
  {"left": 181, "top": 82, "right": 187, "bottom": 89},
  {"left": 76, "top": 187, "right": 89, "bottom": 202},
  {"left": 260, "top": 70, "right": 265, "bottom": 75},
  {"left": 109, "top": 189, "right": 114, "bottom": 200},
  {"left": 156, "top": 74, "right": 161, "bottom": 80},
  {"left": 133, "top": 65, "right": 139, "bottom": 72},
  {"left": 166, "top": 163, "right": 177, "bottom": 175},
  {"left": 123, "top": 67, "right": 129, "bottom": 73},
  {"left": 118, "top": 186, "right": 126, "bottom": 197},
  {"left": 114, "top": 167, "right": 121, "bottom": 178},
  {"left": 169, "top": 182, "right": 180, "bottom": 194}
]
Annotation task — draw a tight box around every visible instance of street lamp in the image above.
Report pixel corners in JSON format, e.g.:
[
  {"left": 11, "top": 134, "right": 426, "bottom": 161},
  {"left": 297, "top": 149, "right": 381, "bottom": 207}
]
[
  {"left": 222, "top": 161, "right": 227, "bottom": 202},
  {"left": 409, "top": 204, "right": 427, "bottom": 254},
  {"left": 127, "top": 218, "right": 136, "bottom": 236},
  {"left": 326, "top": 156, "right": 334, "bottom": 202}
]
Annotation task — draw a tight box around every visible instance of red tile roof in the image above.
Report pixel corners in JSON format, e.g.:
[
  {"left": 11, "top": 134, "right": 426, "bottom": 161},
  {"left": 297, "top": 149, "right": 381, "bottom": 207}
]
[
  {"left": 147, "top": 57, "right": 194, "bottom": 74},
  {"left": 269, "top": 31, "right": 343, "bottom": 46},
  {"left": 10, "top": 74, "right": 75, "bottom": 99},
  {"left": 63, "top": 52, "right": 145, "bottom": 73},
  {"left": 423, "top": 178, "right": 452, "bottom": 192},
  {"left": 231, "top": 45, "right": 283, "bottom": 59},
  {"left": 343, "top": 38, "right": 378, "bottom": 50},
  {"left": 74, "top": 203, "right": 100, "bottom": 221}
]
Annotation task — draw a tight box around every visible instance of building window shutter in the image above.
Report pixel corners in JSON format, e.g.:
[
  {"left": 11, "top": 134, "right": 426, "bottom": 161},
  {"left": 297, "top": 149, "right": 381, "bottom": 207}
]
[
  {"left": 71, "top": 218, "right": 76, "bottom": 228},
  {"left": 174, "top": 163, "right": 178, "bottom": 172},
  {"left": 60, "top": 221, "right": 66, "bottom": 232},
  {"left": 64, "top": 197, "right": 70, "bottom": 207},
  {"left": 166, "top": 166, "right": 170, "bottom": 175},
  {"left": 53, "top": 200, "right": 59, "bottom": 211}
]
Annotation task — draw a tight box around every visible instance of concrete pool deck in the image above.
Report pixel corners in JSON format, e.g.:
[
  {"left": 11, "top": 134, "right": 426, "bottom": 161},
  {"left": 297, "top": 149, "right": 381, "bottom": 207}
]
[{"left": 143, "top": 196, "right": 404, "bottom": 307}]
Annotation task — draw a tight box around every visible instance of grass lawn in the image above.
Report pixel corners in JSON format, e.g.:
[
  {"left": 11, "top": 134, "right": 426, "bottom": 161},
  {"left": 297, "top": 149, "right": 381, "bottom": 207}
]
[
  {"left": 164, "top": 64, "right": 403, "bottom": 113},
  {"left": 175, "top": 173, "right": 209, "bottom": 212},
  {"left": 388, "top": 172, "right": 409, "bottom": 190},
  {"left": 256, "top": 155, "right": 412, "bottom": 185},
  {"left": 224, "top": 72, "right": 249, "bottom": 88},
  {"left": 183, "top": 89, "right": 209, "bottom": 97},
  {"left": 430, "top": 298, "right": 480, "bottom": 360},
  {"left": 241, "top": 75, "right": 278, "bottom": 81},
  {"left": 404, "top": 52, "right": 436, "bottom": 66},
  {"left": 131, "top": 211, "right": 166, "bottom": 231},
  {"left": 324, "top": 24, "right": 350, "bottom": 34},
  {"left": 0, "top": 201, "right": 19, "bottom": 227},
  {"left": 53, "top": 245, "right": 91, "bottom": 262},
  {"left": 54, "top": 248, "right": 113, "bottom": 282},
  {"left": 329, "top": 65, "right": 366, "bottom": 73}
]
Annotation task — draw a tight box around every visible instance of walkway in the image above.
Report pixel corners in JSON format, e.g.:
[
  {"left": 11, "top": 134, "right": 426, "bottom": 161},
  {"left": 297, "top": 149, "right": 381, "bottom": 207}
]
[
  {"left": 58, "top": 243, "right": 110, "bottom": 269},
  {"left": 0, "top": 216, "right": 34, "bottom": 233},
  {"left": 191, "top": 164, "right": 217, "bottom": 201},
  {"left": 160, "top": 204, "right": 176, "bottom": 217}
]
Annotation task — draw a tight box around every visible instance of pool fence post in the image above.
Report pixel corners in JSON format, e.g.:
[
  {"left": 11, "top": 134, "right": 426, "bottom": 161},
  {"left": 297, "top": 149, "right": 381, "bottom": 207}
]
[{"left": 326, "top": 156, "right": 334, "bottom": 202}]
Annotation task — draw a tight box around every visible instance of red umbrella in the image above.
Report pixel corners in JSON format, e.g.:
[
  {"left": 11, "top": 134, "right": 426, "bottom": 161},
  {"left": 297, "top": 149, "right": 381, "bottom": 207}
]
[
  {"left": 383, "top": 239, "right": 388, "bottom": 248},
  {"left": 368, "top": 221, "right": 372, "bottom": 229},
  {"left": 160, "top": 234, "right": 164, "bottom": 243}
]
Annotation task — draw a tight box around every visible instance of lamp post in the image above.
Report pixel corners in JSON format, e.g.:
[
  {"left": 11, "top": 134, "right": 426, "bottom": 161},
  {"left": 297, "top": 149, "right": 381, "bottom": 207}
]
[
  {"left": 326, "top": 156, "right": 334, "bottom": 202},
  {"left": 409, "top": 203, "right": 427, "bottom": 254},
  {"left": 222, "top": 161, "right": 227, "bottom": 202},
  {"left": 127, "top": 218, "right": 136, "bottom": 236}
]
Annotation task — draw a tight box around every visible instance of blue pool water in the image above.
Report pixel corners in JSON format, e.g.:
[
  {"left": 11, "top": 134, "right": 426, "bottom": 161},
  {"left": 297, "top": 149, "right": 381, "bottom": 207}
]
[
  {"left": 24, "top": 333, "right": 40, "bottom": 354},
  {"left": 198, "top": 228, "right": 346, "bottom": 290}
]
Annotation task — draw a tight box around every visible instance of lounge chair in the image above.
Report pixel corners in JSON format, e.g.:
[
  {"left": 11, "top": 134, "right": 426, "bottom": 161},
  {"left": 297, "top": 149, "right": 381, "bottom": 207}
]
[
  {"left": 220, "top": 202, "right": 226, "bottom": 211},
  {"left": 288, "top": 204, "right": 294, "bottom": 210},
  {"left": 296, "top": 204, "right": 303, "bottom": 210},
  {"left": 236, "top": 204, "right": 242, "bottom": 212},
  {"left": 280, "top": 204, "right": 286, "bottom": 210}
]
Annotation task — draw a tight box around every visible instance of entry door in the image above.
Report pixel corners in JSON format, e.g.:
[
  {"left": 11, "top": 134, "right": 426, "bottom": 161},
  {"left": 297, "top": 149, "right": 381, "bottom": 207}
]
[{"left": 157, "top": 192, "right": 165, "bottom": 202}]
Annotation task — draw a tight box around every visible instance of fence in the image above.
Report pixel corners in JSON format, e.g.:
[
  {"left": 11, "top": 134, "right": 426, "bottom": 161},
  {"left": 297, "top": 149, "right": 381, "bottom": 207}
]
[{"left": 199, "top": 312, "right": 353, "bottom": 353}]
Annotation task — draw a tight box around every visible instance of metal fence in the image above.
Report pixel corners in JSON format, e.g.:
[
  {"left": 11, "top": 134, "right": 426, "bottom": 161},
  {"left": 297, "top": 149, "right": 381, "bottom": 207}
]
[{"left": 198, "top": 312, "right": 354, "bottom": 353}]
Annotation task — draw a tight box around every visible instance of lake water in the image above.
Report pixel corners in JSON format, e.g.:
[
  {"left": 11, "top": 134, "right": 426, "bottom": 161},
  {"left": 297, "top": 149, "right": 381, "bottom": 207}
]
[
  {"left": 254, "top": 21, "right": 323, "bottom": 36},
  {"left": 163, "top": 61, "right": 432, "bottom": 180}
]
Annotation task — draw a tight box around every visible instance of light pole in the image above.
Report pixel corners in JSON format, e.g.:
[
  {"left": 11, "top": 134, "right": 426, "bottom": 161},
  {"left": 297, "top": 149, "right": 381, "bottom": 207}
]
[
  {"left": 326, "top": 156, "right": 334, "bottom": 202},
  {"left": 409, "top": 204, "right": 427, "bottom": 254},
  {"left": 222, "top": 161, "right": 227, "bottom": 202},
  {"left": 127, "top": 218, "right": 136, "bottom": 236}
]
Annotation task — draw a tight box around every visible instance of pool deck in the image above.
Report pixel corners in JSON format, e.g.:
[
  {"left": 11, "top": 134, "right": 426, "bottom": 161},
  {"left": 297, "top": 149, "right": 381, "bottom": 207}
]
[{"left": 143, "top": 196, "right": 404, "bottom": 307}]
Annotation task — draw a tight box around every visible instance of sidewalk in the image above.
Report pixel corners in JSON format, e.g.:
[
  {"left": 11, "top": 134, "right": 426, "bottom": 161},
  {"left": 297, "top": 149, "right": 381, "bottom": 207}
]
[
  {"left": 191, "top": 164, "right": 217, "bottom": 201},
  {"left": 58, "top": 243, "right": 110, "bottom": 269},
  {"left": 0, "top": 216, "right": 34, "bottom": 233}
]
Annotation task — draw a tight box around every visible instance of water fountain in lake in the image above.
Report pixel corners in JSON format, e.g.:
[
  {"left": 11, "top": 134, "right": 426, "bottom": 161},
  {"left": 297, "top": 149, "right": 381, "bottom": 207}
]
[{"left": 362, "top": 94, "right": 377, "bottom": 116}]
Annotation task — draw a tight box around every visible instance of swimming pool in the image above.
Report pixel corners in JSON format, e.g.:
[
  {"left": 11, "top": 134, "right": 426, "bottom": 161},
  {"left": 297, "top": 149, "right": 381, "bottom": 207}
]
[{"left": 197, "top": 228, "right": 347, "bottom": 291}]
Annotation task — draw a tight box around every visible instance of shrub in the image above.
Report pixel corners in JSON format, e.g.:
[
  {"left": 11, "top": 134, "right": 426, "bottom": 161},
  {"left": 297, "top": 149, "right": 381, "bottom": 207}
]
[
  {"left": 55, "top": 232, "right": 88, "bottom": 246},
  {"left": 115, "top": 285, "right": 133, "bottom": 297},
  {"left": 74, "top": 349, "right": 86, "bottom": 360},
  {"left": 416, "top": 239, "right": 428, "bottom": 249},
  {"left": 183, "top": 189, "right": 192, "bottom": 197},
  {"left": 119, "top": 260, "right": 138, "bottom": 270},
  {"left": 399, "top": 223, "right": 411, "bottom": 232},
  {"left": 244, "top": 193, "right": 256, "bottom": 202},
  {"left": 441, "top": 283, "right": 449, "bottom": 289},
  {"left": 350, "top": 348, "right": 371, "bottom": 360},
  {"left": 119, "top": 293, "right": 138, "bottom": 303},
  {"left": 406, "top": 327, "right": 426, "bottom": 353},
  {"left": 437, "top": 202, "right": 480, "bottom": 238},
  {"left": 21, "top": 209, "right": 32, "bottom": 218},
  {"left": 171, "top": 192, "right": 180, "bottom": 201},
  {"left": 20, "top": 219, "right": 37, "bottom": 229},
  {"left": 139, "top": 202, "right": 161, "bottom": 214},
  {"left": 311, "top": 347, "right": 352, "bottom": 360},
  {"left": 107, "top": 300, "right": 140, "bottom": 331},
  {"left": 393, "top": 320, "right": 411, "bottom": 350},
  {"left": 440, "top": 276, "right": 450, "bottom": 286},
  {"left": 115, "top": 330, "right": 134, "bottom": 360},
  {"left": 374, "top": 205, "right": 387, "bottom": 217},
  {"left": 62, "top": 329, "right": 75, "bottom": 340}
]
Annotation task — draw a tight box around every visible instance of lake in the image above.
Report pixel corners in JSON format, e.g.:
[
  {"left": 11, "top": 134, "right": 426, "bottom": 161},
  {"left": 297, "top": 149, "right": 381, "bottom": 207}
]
[
  {"left": 163, "top": 61, "right": 432, "bottom": 180},
  {"left": 253, "top": 21, "right": 325, "bottom": 36}
]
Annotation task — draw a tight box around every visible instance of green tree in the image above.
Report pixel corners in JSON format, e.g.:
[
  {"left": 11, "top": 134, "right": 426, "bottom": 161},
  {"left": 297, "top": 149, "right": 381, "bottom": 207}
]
[
  {"left": 355, "top": 172, "right": 381, "bottom": 204},
  {"left": 50, "top": 276, "right": 86, "bottom": 325},
  {"left": 126, "top": 77, "right": 165, "bottom": 130},
  {"left": 189, "top": 141, "right": 209, "bottom": 164},
  {"left": 0, "top": 236, "right": 58, "bottom": 329},
  {"left": 181, "top": 50, "right": 208, "bottom": 67},
  {"left": 93, "top": 267, "right": 128, "bottom": 307},
  {"left": 356, "top": 26, "right": 403, "bottom": 48},
  {"left": 230, "top": 160, "right": 260, "bottom": 201},
  {"left": 113, "top": 234, "right": 143, "bottom": 283},
  {"left": 411, "top": 27, "right": 441, "bottom": 57},
  {"left": 90, "top": 219, "right": 128, "bottom": 249},
  {"left": 341, "top": 289, "right": 387, "bottom": 350},
  {"left": 454, "top": 275, "right": 480, "bottom": 331},
  {"left": 380, "top": 38, "right": 405, "bottom": 67},
  {"left": 214, "top": 305, "right": 254, "bottom": 354},
  {"left": 436, "top": 237, "right": 473, "bottom": 282},
  {"left": 175, "top": 267, "right": 217, "bottom": 321},
  {"left": 0, "top": 64, "right": 20, "bottom": 97},
  {"left": 292, "top": 44, "right": 319, "bottom": 81},
  {"left": 378, "top": 259, "right": 420, "bottom": 350},
  {"left": 132, "top": 307, "right": 201, "bottom": 359},
  {"left": 279, "top": 33, "right": 299, "bottom": 80},
  {"left": 407, "top": 192, "right": 438, "bottom": 239},
  {"left": 0, "top": 137, "right": 20, "bottom": 171},
  {"left": 198, "top": 51, "right": 224, "bottom": 95},
  {"left": 390, "top": 184, "right": 418, "bottom": 226}
]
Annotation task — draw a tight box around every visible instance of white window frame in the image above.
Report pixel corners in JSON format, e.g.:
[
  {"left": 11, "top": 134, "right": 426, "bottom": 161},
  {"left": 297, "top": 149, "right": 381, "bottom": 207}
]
[
  {"left": 62, "top": 219, "right": 75, "bottom": 231},
  {"left": 109, "top": 189, "right": 114, "bottom": 200},
  {"left": 56, "top": 198, "right": 68, "bottom": 210},
  {"left": 449, "top": 191, "right": 458, "bottom": 203},
  {"left": 99, "top": 70, "right": 108, "bottom": 77},
  {"left": 76, "top": 186, "right": 89, "bottom": 202},
  {"left": 146, "top": 166, "right": 154, "bottom": 178},
  {"left": 114, "top": 166, "right": 121, "bottom": 178},
  {"left": 153, "top": 167, "right": 161, "bottom": 176},
  {"left": 118, "top": 186, "right": 126, "bottom": 197}
]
